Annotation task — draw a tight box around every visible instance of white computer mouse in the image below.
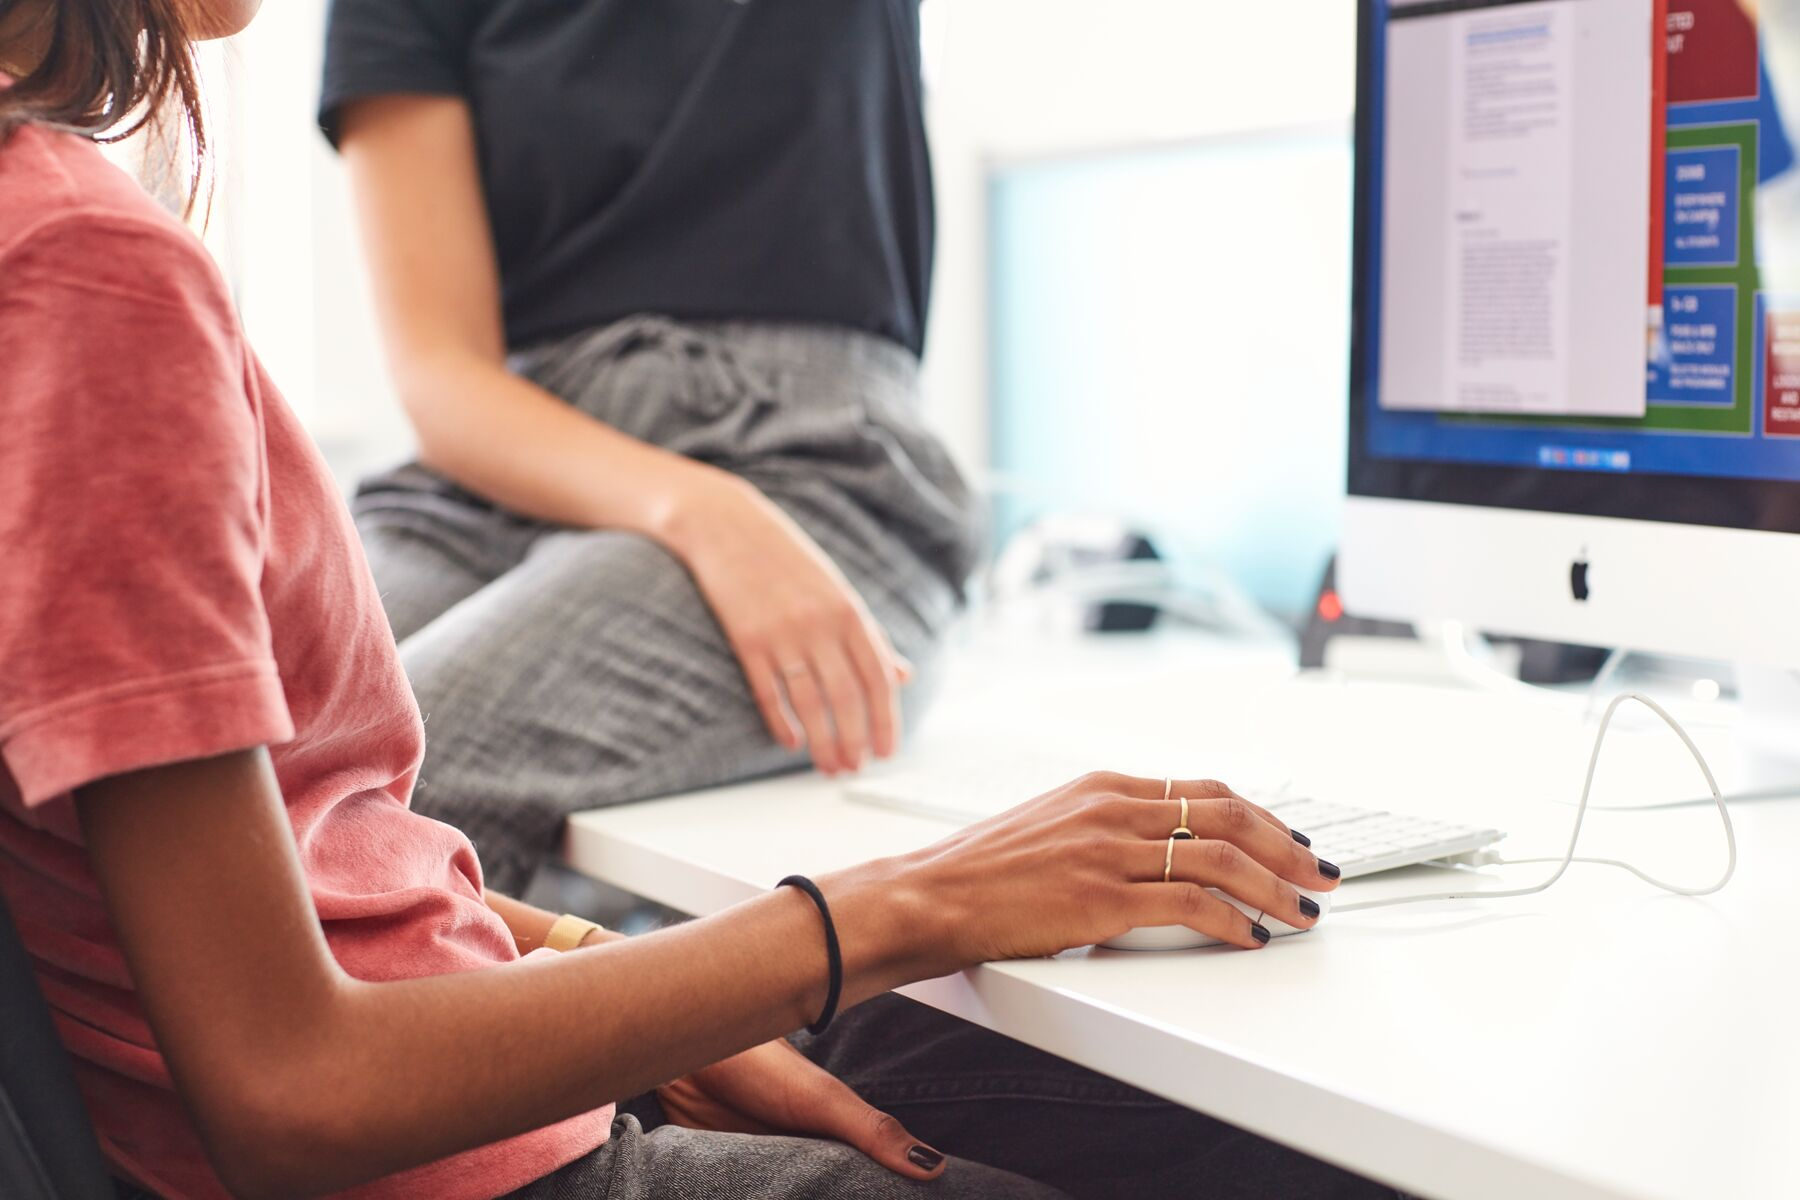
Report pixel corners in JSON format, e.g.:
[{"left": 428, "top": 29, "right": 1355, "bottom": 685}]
[{"left": 1099, "top": 885, "right": 1331, "bottom": 951}]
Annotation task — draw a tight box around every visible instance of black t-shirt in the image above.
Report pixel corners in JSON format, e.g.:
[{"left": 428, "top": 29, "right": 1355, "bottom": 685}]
[{"left": 319, "top": 0, "right": 933, "bottom": 355}]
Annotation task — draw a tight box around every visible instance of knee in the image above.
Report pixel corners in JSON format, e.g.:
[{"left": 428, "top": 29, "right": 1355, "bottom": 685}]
[{"left": 395, "top": 614, "right": 519, "bottom": 748}]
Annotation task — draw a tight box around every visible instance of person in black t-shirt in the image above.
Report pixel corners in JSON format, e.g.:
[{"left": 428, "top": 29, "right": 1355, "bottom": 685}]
[{"left": 319, "top": 0, "right": 980, "bottom": 896}]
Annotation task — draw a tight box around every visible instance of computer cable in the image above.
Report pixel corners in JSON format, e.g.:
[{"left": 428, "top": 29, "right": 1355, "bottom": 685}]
[
  {"left": 1332, "top": 691, "right": 1737, "bottom": 913},
  {"left": 1579, "top": 646, "right": 1629, "bottom": 722}
]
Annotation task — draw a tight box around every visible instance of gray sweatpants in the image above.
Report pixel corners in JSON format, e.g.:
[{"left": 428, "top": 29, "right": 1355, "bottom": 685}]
[{"left": 353, "top": 317, "right": 982, "bottom": 894}]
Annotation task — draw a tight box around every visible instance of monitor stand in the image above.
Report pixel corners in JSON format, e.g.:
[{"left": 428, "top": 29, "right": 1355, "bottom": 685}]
[
  {"left": 1424, "top": 625, "right": 1800, "bottom": 807},
  {"left": 1723, "top": 664, "right": 1800, "bottom": 802},
  {"left": 1557, "top": 659, "right": 1800, "bottom": 807}
]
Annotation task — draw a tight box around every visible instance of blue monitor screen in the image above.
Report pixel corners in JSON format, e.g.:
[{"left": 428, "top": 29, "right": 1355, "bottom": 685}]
[{"left": 1359, "top": 0, "right": 1800, "bottom": 486}]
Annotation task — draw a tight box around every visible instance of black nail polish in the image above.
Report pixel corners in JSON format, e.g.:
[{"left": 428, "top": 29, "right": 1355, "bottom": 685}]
[
  {"left": 1290, "top": 829, "right": 1312, "bottom": 847},
  {"left": 1250, "top": 923, "right": 1272, "bottom": 944},
  {"left": 1298, "top": 896, "right": 1321, "bottom": 919},
  {"left": 1317, "top": 859, "right": 1341, "bottom": 880},
  {"left": 908, "top": 1145, "right": 945, "bottom": 1170}
]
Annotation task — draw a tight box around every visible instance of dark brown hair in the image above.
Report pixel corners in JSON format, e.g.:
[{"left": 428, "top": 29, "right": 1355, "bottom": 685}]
[{"left": 0, "top": 0, "right": 206, "bottom": 210}]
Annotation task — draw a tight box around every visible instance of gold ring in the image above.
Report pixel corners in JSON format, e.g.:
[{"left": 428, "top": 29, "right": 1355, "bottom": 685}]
[
  {"left": 1163, "top": 834, "right": 1178, "bottom": 883},
  {"left": 1169, "top": 795, "right": 1195, "bottom": 840},
  {"left": 1163, "top": 777, "right": 1173, "bottom": 803}
]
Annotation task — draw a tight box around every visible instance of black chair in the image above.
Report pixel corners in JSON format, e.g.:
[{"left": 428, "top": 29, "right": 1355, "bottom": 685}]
[{"left": 0, "top": 889, "right": 116, "bottom": 1200}]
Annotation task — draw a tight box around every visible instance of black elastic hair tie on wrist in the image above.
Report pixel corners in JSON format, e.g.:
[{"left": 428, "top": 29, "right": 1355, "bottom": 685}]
[{"left": 777, "top": 874, "right": 843, "bottom": 1035}]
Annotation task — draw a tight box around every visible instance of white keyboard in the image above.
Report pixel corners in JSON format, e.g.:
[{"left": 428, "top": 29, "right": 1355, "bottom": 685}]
[
  {"left": 845, "top": 767, "right": 1504, "bottom": 880},
  {"left": 1252, "top": 795, "right": 1502, "bottom": 878}
]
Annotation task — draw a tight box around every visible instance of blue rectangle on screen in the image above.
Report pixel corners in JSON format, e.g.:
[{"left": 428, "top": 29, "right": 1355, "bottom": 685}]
[
  {"left": 1666, "top": 145, "right": 1741, "bottom": 267},
  {"left": 1648, "top": 285, "right": 1737, "bottom": 405}
]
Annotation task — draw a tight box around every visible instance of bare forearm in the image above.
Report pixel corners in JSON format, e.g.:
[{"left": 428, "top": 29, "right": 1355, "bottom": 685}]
[
  {"left": 265, "top": 868, "right": 928, "bottom": 1195},
  {"left": 81, "top": 748, "right": 1329, "bottom": 1198},
  {"left": 399, "top": 355, "right": 723, "bottom": 541},
  {"left": 78, "top": 753, "right": 928, "bottom": 1199},
  {"left": 336, "top": 97, "right": 733, "bottom": 545}
]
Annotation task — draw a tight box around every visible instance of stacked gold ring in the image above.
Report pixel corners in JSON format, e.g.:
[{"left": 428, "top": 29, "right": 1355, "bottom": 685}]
[
  {"left": 1172, "top": 794, "right": 1195, "bottom": 840},
  {"left": 1163, "top": 790, "right": 1197, "bottom": 882}
]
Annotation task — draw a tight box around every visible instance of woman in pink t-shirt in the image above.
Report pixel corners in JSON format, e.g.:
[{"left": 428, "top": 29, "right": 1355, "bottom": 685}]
[{"left": 0, "top": 3, "right": 1375, "bottom": 1199}]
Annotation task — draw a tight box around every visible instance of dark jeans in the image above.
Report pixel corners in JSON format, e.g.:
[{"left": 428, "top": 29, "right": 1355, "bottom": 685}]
[{"left": 509, "top": 994, "right": 1400, "bottom": 1200}]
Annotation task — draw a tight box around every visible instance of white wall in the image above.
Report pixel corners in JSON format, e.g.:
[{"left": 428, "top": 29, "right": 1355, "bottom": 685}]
[
  {"left": 230, "top": 0, "right": 409, "bottom": 486},
  {"left": 919, "top": 0, "right": 1358, "bottom": 469}
]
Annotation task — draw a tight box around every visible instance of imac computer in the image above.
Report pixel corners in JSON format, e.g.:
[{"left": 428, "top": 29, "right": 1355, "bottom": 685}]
[{"left": 1342, "top": 0, "right": 1800, "bottom": 789}]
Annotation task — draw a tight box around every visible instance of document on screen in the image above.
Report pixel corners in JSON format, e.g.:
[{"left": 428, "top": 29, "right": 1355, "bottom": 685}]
[{"left": 1378, "top": 0, "right": 1652, "bottom": 418}]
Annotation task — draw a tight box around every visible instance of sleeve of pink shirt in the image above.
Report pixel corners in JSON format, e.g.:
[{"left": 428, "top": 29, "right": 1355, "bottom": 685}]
[{"left": 0, "top": 211, "right": 295, "bottom": 809}]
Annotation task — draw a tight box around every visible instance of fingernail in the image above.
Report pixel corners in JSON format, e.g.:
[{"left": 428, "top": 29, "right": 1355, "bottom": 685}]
[
  {"left": 1290, "top": 829, "right": 1312, "bottom": 847},
  {"left": 1298, "top": 896, "right": 1321, "bottom": 919},
  {"left": 907, "top": 1145, "right": 944, "bottom": 1170},
  {"left": 1317, "top": 859, "right": 1341, "bottom": 880},
  {"left": 1250, "top": 923, "right": 1272, "bottom": 944}
]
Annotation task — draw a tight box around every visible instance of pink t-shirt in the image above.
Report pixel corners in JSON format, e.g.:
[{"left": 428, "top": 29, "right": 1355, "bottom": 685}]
[{"left": 0, "top": 125, "right": 611, "bottom": 1197}]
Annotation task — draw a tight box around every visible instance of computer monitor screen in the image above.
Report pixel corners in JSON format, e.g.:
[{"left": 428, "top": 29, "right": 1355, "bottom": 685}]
[
  {"left": 1353, "top": 0, "right": 1800, "bottom": 522},
  {"left": 1345, "top": 0, "right": 1800, "bottom": 664}
]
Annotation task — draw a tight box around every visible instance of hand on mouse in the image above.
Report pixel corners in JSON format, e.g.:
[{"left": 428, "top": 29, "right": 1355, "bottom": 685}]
[{"left": 818, "top": 772, "right": 1340, "bottom": 990}]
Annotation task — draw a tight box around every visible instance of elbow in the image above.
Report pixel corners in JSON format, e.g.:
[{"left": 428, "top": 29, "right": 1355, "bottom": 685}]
[
  {"left": 191, "top": 1022, "right": 384, "bottom": 1199},
  {"left": 208, "top": 1143, "right": 313, "bottom": 1200},
  {"left": 386, "top": 353, "right": 481, "bottom": 477},
  {"left": 199, "top": 1070, "right": 357, "bottom": 1200},
  {"left": 205, "top": 1070, "right": 384, "bottom": 1200}
]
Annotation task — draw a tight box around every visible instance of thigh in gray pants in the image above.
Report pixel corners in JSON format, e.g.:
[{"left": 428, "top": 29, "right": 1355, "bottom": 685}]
[{"left": 354, "top": 317, "right": 982, "bottom": 894}]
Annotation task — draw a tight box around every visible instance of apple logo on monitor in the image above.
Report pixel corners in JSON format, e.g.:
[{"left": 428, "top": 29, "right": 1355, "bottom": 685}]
[{"left": 1570, "top": 554, "right": 1591, "bottom": 603}]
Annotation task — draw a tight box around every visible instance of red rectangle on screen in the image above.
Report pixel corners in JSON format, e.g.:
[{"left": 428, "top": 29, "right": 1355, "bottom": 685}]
[
  {"left": 1666, "top": 0, "right": 1758, "bottom": 104},
  {"left": 1764, "top": 308, "right": 1800, "bottom": 437}
]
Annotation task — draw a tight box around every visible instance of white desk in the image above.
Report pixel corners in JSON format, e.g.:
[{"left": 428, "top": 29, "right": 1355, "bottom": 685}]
[{"left": 564, "top": 627, "right": 1800, "bottom": 1200}]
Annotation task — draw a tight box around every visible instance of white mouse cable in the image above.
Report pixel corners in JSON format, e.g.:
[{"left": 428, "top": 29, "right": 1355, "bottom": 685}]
[{"left": 1332, "top": 691, "right": 1738, "bottom": 914}]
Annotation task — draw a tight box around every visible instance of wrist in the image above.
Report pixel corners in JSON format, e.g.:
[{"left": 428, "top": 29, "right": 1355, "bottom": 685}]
[
  {"left": 544, "top": 912, "right": 604, "bottom": 952},
  {"left": 644, "top": 460, "right": 745, "bottom": 559},
  {"left": 816, "top": 855, "right": 956, "bottom": 1002}
]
